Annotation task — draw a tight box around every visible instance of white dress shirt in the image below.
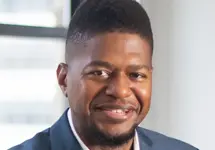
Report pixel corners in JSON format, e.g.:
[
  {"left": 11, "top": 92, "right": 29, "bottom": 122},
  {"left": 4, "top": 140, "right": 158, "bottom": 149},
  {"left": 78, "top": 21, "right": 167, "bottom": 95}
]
[{"left": 67, "top": 109, "right": 140, "bottom": 150}]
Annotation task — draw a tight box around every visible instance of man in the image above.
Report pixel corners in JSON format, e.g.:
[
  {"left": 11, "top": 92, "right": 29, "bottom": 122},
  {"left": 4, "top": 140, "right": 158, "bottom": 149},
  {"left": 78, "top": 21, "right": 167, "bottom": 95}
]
[{"left": 9, "top": 0, "right": 198, "bottom": 150}]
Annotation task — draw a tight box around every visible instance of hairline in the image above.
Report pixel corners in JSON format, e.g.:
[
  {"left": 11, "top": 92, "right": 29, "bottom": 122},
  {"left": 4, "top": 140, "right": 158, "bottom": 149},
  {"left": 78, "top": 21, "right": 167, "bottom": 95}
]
[{"left": 65, "top": 31, "right": 153, "bottom": 63}]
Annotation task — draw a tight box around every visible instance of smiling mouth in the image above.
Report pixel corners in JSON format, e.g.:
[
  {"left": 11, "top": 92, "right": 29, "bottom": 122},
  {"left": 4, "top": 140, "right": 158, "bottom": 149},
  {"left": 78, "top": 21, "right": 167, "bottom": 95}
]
[
  {"left": 93, "top": 105, "right": 136, "bottom": 122},
  {"left": 96, "top": 108, "right": 130, "bottom": 113},
  {"left": 104, "top": 108, "right": 130, "bottom": 113}
]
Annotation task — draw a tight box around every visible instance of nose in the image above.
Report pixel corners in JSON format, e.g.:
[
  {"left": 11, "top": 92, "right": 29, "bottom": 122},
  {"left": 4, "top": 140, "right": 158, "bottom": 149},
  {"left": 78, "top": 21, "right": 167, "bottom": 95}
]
[{"left": 105, "top": 72, "right": 132, "bottom": 99}]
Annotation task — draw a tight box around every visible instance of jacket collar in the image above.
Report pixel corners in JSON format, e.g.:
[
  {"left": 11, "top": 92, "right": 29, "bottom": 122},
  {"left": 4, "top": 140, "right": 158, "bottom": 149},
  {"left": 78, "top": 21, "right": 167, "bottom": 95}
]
[
  {"left": 136, "top": 127, "right": 153, "bottom": 150},
  {"left": 50, "top": 108, "right": 82, "bottom": 150}
]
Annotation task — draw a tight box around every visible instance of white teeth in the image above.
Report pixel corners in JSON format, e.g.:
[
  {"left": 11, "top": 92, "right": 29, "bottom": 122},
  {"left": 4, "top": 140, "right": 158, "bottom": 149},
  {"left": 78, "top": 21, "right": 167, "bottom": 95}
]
[{"left": 111, "top": 109, "right": 124, "bottom": 113}]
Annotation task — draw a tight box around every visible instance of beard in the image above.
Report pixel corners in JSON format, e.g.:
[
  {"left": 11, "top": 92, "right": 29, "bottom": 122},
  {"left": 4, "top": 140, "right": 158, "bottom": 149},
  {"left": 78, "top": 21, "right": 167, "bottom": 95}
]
[{"left": 81, "top": 119, "right": 137, "bottom": 148}]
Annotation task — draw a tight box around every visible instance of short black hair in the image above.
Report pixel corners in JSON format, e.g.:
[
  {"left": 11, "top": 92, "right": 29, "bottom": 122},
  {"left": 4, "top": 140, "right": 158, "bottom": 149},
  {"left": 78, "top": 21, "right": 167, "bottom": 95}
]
[{"left": 66, "top": 0, "right": 153, "bottom": 59}]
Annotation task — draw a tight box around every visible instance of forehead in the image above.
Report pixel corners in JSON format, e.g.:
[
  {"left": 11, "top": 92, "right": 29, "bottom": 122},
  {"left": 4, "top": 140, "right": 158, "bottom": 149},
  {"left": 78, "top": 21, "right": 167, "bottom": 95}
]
[
  {"left": 68, "top": 32, "right": 152, "bottom": 68},
  {"left": 90, "top": 33, "right": 151, "bottom": 66}
]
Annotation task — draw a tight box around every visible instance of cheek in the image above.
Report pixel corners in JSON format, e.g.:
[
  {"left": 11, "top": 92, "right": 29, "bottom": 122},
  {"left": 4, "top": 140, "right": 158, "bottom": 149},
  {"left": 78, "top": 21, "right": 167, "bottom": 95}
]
[
  {"left": 68, "top": 78, "right": 104, "bottom": 115},
  {"left": 67, "top": 77, "right": 87, "bottom": 114},
  {"left": 134, "top": 82, "right": 152, "bottom": 116},
  {"left": 140, "top": 89, "right": 151, "bottom": 109},
  {"left": 84, "top": 80, "right": 104, "bottom": 104}
]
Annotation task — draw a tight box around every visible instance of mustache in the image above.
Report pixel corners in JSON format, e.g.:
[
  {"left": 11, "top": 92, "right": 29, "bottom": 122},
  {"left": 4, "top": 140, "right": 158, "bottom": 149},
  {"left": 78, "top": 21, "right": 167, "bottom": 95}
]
[{"left": 90, "top": 87, "right": 140, "bottom": 112}]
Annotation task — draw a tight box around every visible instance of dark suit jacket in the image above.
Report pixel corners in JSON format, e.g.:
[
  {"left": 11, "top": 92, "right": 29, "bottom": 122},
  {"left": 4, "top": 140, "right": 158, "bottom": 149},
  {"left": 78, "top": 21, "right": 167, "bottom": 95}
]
[{"left": 9, "top": 109, "right": 198, "bottom": 150}]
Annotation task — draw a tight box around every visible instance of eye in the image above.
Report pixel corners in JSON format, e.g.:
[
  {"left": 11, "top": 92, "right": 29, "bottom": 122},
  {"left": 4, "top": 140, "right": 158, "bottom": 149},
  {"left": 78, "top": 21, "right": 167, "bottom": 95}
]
[
  {"left": 88, "top": 70, "right": 110, "bottom": 79},
  {"left": 129, "top": 72, "right": 147, "bottom": 81}
]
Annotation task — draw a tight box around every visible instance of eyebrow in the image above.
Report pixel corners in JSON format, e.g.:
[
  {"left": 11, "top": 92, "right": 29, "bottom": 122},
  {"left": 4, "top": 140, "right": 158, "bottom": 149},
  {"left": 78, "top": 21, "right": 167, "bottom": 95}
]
[
  {"left": 84, "top": 60, "right": 152, "bottom": 71},
  {"left": 84, "top": 60, "right": 115, "bottom": 69},
  {"left": 127, "top": 64, "right": 152, "bottom": 71}
]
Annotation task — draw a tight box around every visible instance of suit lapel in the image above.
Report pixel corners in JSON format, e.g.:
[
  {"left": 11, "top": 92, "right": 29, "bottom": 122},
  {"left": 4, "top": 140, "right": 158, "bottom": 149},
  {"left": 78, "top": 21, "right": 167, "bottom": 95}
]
[
  {"left": 136, "top": 127, "right": 153, "bottom": 150},
  {"left": 50, "top": 108, "right": 82, "bottom": 150}
]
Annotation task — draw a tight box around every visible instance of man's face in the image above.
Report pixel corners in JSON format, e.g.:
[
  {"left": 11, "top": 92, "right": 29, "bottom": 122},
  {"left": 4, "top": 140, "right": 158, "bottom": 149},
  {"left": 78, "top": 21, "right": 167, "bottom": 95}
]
[{"left": 58, "top": 32, "right": 152, "bottom": 145}]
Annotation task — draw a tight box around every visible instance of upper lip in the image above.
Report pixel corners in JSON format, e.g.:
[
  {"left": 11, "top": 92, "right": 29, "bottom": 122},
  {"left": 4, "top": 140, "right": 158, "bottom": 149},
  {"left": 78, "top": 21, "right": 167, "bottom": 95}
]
[{"left": 93, "top": 104, "right": 137, "bottom": 111}]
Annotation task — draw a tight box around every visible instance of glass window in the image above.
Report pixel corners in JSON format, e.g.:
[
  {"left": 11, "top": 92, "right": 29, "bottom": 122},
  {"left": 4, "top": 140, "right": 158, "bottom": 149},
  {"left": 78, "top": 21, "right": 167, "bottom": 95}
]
[
  {"left": 0, "top": 0, "right": 71, "bottom": 27},
  {"left": 0, "top": 36, "right": 66, "bottom": 149}
]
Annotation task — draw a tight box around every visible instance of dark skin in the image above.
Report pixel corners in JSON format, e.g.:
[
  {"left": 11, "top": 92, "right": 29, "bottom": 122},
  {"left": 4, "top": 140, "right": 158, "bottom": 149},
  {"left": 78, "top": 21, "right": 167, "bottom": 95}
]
[{"left": 57, "top": 32, "right": 153, "bottom": 150}]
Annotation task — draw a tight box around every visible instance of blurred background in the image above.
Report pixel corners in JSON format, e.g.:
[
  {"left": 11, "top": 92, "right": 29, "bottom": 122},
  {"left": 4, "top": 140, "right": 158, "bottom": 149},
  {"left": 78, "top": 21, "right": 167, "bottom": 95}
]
[{"left": 0, "top": 0, "right": 214, "bottom": 149}]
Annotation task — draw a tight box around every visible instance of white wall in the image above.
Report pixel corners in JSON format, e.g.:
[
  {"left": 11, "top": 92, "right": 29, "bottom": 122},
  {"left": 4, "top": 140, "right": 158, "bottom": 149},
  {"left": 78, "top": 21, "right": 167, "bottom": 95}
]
[
  {"left": 139, "top": 0, "right": 215, "bottom": 149},
  {"left": 139, "top": 0, "right": 172, "bottom": 136}
]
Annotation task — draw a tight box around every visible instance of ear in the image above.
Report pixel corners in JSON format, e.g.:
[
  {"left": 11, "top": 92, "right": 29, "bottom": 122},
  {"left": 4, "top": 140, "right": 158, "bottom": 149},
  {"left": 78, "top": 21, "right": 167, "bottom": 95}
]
[{"left": 56, "top": 63, "right": 68, "bottom": 97}]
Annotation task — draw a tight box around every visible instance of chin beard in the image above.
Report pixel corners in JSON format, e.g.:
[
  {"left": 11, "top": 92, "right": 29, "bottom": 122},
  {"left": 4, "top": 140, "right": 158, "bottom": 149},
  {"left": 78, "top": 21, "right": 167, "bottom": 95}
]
[{"left": 82, "top": 122, "right": 137, "bottom": 148}]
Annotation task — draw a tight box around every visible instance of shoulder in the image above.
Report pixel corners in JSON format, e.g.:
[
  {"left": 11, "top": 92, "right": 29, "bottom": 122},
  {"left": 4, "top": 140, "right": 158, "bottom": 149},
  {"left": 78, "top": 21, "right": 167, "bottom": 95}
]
[
  {"left": 8, "top": 129, "right": 51, "bottom": 150},
  {"left": 137, "top": 127, "right": 199, "bottom": 150}
]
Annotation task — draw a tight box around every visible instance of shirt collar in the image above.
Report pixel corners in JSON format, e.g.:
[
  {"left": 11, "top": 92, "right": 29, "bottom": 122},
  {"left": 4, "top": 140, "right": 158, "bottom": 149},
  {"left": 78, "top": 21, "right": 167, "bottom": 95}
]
[{"left": 67, "top": 108, "right": 140, "bottom": 150}]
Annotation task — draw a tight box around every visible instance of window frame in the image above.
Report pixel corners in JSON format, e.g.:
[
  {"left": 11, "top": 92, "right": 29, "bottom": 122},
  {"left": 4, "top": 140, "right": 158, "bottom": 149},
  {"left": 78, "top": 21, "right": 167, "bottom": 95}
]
[
  {"left": 0, "top": 0, "right": 80, "bottom": 38},
  {"left": 0, "top": 0, "right": 81, "bottom": 122}
]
